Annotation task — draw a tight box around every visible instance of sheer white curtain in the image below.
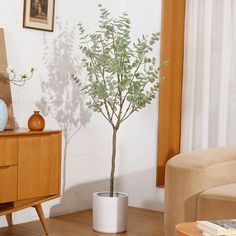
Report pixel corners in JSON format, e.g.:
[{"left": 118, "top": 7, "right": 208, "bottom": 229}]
[{"left": 181, "top": 0, "right": 236, "bottom": 152}]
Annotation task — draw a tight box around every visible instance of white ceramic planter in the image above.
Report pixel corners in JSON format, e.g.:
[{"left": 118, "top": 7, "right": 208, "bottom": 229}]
[{"left": 93, "top": 191, "right": 128, "bottom": 233}]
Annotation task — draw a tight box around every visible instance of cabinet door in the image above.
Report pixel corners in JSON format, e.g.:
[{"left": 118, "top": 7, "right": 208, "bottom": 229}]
[
  {"left": 18, "top": 134, "right": 61, "bottom": 200},
  {"left": 0, "top": 166, "right": 17, "bottom": 203}
]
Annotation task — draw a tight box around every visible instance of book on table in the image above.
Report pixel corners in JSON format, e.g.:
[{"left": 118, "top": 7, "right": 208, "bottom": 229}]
[
  {"left": 202, "top": 231, "right": 236, "bottom": 236},
  {"left": 196, "top": 219, "right": 236, "bottom": 235}
]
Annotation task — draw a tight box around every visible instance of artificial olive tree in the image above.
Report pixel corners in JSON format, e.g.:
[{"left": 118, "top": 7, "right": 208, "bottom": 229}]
[{"left": 73, "top": 4, "right": 160, "bottom": 197}]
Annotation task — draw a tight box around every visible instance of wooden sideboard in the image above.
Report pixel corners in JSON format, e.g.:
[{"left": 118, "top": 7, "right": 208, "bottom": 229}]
[{"left": 0, "top": 129, "right": 62, "bottom": 235}]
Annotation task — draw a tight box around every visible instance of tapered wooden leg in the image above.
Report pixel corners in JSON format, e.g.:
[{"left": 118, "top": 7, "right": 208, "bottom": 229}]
[
  {"left": 6, "top": 213, "right": 13, "bottom": 226},
  {"left": 33, "top": 204, "right": 49, "bottom": 235}
]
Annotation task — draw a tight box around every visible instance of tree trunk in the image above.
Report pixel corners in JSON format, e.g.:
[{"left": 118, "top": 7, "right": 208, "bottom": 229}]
[{"left": 110, "top": 127, "right": 118, "bottom": 197}]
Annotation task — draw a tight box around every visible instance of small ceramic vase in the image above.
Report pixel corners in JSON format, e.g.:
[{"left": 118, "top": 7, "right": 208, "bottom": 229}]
[
  {"left": 0, "top": 98, "right": 8, "bottom": 132},
  {"left": 28, "top": 111, "right": 45, "bottom": 131}
]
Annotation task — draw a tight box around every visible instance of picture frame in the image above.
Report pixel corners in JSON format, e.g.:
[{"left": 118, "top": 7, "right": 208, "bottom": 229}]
[{"left": 23, "top": 0, "right": 55, "bottom": 32}]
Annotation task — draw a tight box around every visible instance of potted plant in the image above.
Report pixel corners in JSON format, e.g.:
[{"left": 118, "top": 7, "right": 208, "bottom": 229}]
[
  {"left": 0, "top": 67, "right": 34, "bottom": 131},
  {"left": 73, "top": 5, "right": 160, "bottom": 233}
]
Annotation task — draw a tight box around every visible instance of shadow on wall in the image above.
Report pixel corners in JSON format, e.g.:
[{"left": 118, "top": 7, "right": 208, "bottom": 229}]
[
  {"left": 116, "top": 168, "right": 164, "bottom": 211},
  {"left": 49, "top": 168, "right": 164, "bottom": 217},
  {"left": 36, "top": 20, "right": 92, "bottom": 193},
  {"left": 50, "top": 178, "right": 110, "bottom": 217}
]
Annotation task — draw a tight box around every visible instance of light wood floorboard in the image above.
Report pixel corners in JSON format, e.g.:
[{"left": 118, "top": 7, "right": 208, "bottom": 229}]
[{"left": 0, "top": 207, "right": 164, "bottom": 236}]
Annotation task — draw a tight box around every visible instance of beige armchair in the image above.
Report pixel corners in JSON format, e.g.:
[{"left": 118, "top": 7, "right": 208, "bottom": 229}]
[{"left": 164, "top": 147, "right": 236, "bottom": 236}]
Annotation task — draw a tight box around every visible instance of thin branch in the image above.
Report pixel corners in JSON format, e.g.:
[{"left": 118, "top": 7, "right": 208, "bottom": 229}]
[
  {"left": 121, "top": 56, "right": 144, "bottom": 106},
  {"left": 104, "top": 100, "right": 112, "bottom": 119},
  {"left": 7, "top": 69, "right": 34, "bottom": 86},
  {"left": 120, "top": 102, "right": 132, "bottom": 121},
  {"left": 90, "top": 96, "right": 114, "bottom": 126},
  {"left": 109, "top": 91, "right": 119, "bottom": 121},
  {"left": 99, "top": 41, "right": 113, "bottom": 120},
  {"left": 88, "top": 53, "right": 99, "bottom": 81},
  {"left": 120, "top": 106, "right": 139, "bottom": 123}
]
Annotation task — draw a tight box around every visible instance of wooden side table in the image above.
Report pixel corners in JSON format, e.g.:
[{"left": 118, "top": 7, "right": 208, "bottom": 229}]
[
  {"left": 0, "top": 129, "right": 62, "bottom": 235},
  {"left": 176, "top": 222, "right": 202, "bottom": 236}
]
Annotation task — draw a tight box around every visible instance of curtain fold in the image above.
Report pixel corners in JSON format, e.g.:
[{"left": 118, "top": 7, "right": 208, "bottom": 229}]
[{"left": 181, "top": 0, "right": 236, "bottom": 151}]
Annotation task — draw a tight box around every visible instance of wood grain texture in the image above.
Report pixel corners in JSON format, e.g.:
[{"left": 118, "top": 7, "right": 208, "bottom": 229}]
[
  {"left": 0, "top": 207, "right": 164, "bottom": 236},
  {"left": 0, "top": 195, "right": 60, "bottom": 216},
  {"left": 157, "top": 0, "right": 186, "bottom": 186},
  {"left": 6, "top": 213, "right": 13, "bottom": 226},
  {"left": 0, "top": 129, "right": 61, "bottom": 136},
  {"left": 0, "top": 137, "right": 18, "bottom": 166},
  {"left": 0, "top": 28, "right": 15, "bottom": 129},
  {"left": 33, "top": 204, "right": 48, "bottom": 235},
  {"left": 0, "top": 130, "right": 62, "bottom": 235},
  {"left": 0, "top": 166, "right": 17, "bottom": 203},
  {"left": 176, "top": 222, "right": 202, "bottom": 236},
  {"left": 56, "top": 132, "right": 62, "bottom": 195},
  {"left": 18, "top": 133, "right": 61, "bottom": 200}
]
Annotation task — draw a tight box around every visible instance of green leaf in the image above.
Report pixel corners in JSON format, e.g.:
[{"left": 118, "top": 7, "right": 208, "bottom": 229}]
[{"left": 75, "top": 4, "right": 161, "bottom": 126}]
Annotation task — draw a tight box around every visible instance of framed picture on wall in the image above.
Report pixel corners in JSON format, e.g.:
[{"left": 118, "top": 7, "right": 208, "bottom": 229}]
[{"left": 23, "top": 0, "right": 55, "bottom": 32}]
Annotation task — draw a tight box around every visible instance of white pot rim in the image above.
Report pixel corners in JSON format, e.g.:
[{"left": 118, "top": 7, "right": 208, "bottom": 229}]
[{"left": 93, "top": 191, "right": 128, "bottom": 198}]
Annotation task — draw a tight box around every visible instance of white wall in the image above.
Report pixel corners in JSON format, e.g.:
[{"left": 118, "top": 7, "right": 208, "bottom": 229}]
[{"left": 0, "top": 0, "right": 164, "bottom": 226}]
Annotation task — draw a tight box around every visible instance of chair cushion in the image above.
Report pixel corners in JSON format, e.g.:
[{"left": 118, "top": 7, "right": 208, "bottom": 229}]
[{"left": 197, "top": 183, "right": 236, "bottom": 220}]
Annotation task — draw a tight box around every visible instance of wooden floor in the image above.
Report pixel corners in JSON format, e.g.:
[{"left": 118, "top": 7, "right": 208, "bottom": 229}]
[{"left": 0, "top": 207, "right": 164, "bottom": 236}]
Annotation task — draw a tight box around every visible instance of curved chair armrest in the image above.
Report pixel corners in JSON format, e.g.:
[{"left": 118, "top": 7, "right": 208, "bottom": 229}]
[{"left": 164, "top": 147, "right": 236, "bottom": 236}]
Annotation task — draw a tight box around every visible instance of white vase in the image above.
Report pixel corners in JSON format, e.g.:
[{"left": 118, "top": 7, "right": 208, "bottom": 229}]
[
  {"left": 93, "top": 191, "right": 128, "bottom": 233},
  {"left": 0, "top": 98, "right": 8, "bottom": 132}
]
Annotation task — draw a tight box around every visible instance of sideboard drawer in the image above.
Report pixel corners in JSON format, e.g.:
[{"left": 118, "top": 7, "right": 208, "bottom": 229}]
[
  {"left": 0, "top": 165, "right": 17, "bottom": 203},
  {"left": 0, "top": 137, "right": 18, "bottom": 166}
]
